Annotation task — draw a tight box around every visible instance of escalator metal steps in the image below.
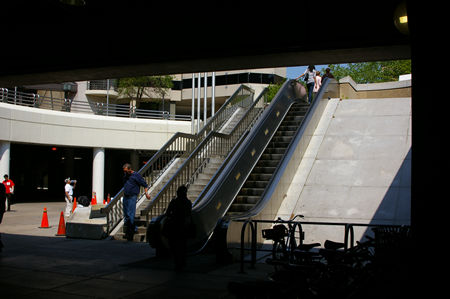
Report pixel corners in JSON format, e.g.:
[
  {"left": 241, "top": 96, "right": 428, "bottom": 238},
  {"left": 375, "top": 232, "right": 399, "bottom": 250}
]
[{"left": 227, "top": 102, "right": 308, "bottom": 215}]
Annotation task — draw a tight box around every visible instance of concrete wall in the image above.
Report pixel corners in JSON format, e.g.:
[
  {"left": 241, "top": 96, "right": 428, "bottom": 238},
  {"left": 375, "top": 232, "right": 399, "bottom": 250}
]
[
  {"left": 276, "top": 97, "right": 411, "bottom": 245},
  {"left": 0, "top": 102, "right": 191, "bottom": 150},
  {"left": 339, "top": 76, "right": 411, "bottom": 99}
]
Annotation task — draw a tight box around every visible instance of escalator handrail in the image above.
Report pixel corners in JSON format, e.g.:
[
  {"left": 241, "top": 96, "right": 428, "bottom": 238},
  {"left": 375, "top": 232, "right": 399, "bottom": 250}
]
[{"left": 192, "top": 88, "right": 269, "bottom": 207}]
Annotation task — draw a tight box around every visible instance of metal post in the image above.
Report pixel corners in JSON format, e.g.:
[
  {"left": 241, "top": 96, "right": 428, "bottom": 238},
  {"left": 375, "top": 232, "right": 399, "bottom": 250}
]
[
  {"left": 204, "top": 72, "right": 207, "bottom": 126},
  {"left": 197, "top": 72, "right": 201, "bottom": 133},
  {"left": 191, "top": 74, "right": 195, "bottom": 134},
  {"left": 212, "top": 72, "right": 215, "bottom": 116},
  {"left": 106, "top": 79, "right": 110, "bottom": 116}
]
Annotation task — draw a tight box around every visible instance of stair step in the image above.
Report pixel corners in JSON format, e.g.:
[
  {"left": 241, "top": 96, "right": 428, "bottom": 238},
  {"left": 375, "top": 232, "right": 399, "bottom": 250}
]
[
  {"left": 268, "top": 142, "right": 290, "bottom": 148},
  {"left": 264, "top": 148, "right": 286, "bottom": 154},
  {"left": 275, "top": 131, "right": 295, "bottom": 137},
  {"left": 278, "top": 125, "right": 299, "bottom": 131},
  {"left": 242, "top": 180, "right": 268, "bottom": 188},
  {"left": 252, "top": 166, "right": 276, "bottom": 174},
  {"left": 228, "top": 203, "right": 255, "bottom": 212},
  {"left": 239, "top": 187, "right": 265, "bottom": 196},
  {"left": 261, "top": 153, "right": 283, "bottom": 160},
  {"left": 272, "top": 136, "right": 293, "bottom": 143},
  {"left": 248, "top": 173, "right": 272, "bottom": 181},
  {"left": 256, "top": 160, "right": 279, "bottom": 167},
  {"left": 188, "top": 184, "right": 207, "bottom": 192}
]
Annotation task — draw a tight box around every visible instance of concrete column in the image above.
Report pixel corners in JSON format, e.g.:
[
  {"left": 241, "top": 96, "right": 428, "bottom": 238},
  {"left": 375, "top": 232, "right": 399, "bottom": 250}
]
[
  {"left": 0, "top": 141, "right": 10, "bottom": 178},
  {"left": 130, "top": 150, "right": 139, "bottom": 171},
  {"left": 92, "top": 147, "right": 105, "bottom": 203}
]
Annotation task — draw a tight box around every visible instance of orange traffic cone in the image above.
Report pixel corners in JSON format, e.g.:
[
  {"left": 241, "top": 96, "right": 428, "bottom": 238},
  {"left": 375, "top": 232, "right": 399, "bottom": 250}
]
[
  {"left": 72, "top": 197, "right": 77, "bottom": 213},
  {"left": 91, "top": 192, "right": 97, "bottom": 205},
  {"left": 55, "top": 211, "right": 66, "bottom": 236},
  {"left": 39, "top": 207, "right": 50, "bottom": 228}
]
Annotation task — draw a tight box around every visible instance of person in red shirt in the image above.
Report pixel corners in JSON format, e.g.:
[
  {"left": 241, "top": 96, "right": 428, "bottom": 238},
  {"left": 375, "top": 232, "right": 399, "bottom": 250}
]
[{"left": 3, "top": 175, "right": 14, "bottom": 211}]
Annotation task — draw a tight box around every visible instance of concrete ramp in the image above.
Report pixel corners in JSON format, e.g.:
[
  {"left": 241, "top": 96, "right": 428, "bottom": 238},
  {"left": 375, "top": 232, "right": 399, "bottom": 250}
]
[{"left": 277, "top": 97, "right": 411, "bottom": 244}]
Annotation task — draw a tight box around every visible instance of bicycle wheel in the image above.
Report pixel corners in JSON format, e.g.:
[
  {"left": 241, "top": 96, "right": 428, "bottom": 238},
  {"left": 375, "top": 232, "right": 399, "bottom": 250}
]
[{"left": 272, "top": 239, "right": 288, "bottom": 261}]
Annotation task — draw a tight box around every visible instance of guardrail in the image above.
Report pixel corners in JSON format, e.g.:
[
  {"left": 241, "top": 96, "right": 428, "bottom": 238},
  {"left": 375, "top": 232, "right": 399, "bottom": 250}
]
[{"left": 0, "top": 87, "right": 190, "bottom": 120}]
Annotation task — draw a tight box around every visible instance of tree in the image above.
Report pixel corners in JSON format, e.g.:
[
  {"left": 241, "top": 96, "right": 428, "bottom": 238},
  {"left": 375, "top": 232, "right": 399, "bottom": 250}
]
[
  {"left": 266, "top": 80, "right": 286, "bottom": 102},
  {"left": 117, "top": 75, "right": 174, "bottom": 115},
  {"left": 324, "top": 60, "right": 411, "bottom": 84}
]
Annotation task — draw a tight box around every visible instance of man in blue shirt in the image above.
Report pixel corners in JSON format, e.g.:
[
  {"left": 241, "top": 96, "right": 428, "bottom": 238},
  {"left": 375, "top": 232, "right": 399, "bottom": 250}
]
[{"left": 122, "top": 163, "right": 150, "bottom": 241}]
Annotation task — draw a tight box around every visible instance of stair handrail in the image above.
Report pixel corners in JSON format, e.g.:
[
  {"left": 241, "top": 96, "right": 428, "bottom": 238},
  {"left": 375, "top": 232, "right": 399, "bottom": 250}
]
[
  {"left": 102, "top": 132, "right": 196, "bottom": 234},
  {"left": 141, "top": 88, "right": 267, "bottom": 223},
  {"left": 102, "top": 84, "right": 254, "bottom": 234},
  {"left": 195, "top": 84, "right": 255, "bottom": 138},
  {"left": 192, "top": 88, "right": 269, "bottom": 207}
]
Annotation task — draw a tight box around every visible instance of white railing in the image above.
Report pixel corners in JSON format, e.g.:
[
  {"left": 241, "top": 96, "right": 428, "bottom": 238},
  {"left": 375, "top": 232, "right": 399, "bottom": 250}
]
[{"left": 0, "top": 87, "right": 191, "bottom": 121}]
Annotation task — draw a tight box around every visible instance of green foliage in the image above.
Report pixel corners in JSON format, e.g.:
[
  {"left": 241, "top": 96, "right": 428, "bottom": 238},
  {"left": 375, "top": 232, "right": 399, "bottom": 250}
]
[
  {"left": 117, "top": 75, "right": 174, "bottom": 102},
  {"left": 324, "top": 60, "right": 411, "bottom": 84},
  {"left": 266, "top": 80, "right": 286, "bottom": 102}
]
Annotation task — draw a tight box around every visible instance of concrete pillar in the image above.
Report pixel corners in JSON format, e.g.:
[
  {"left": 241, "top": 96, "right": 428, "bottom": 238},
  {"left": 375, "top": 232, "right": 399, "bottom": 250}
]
[
  {"left": 0, "top": 141, "right": 10, "bottom": 178},
  {"left": 130, "top": 150, "right": 139, "bottom": 171},
  {"left": 92, "top": 147, "right": 105, "bottom": 203}
]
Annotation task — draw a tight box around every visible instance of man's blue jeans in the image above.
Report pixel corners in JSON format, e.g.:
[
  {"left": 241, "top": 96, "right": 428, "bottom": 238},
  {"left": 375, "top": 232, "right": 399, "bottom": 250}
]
[{"left": 123, "top": 194, "right": 137, "bottom": 233}]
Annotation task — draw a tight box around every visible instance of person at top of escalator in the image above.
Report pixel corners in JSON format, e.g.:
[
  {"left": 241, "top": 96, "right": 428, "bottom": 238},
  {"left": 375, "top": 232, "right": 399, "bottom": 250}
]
[
  {"left": 313, "top": 71, "right": 322, "bottom": 99},
  {"left": 322, "top": 67, "right": 335, "bottom": 82},
  {"left": 295, "top": 65, "right": 317, "bottom": 104}
]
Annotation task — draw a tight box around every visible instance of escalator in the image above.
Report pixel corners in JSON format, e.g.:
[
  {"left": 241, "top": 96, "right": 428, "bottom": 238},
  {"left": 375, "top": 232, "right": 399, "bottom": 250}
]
[
  {"left": 227, "top": 102, "right": 309, "bottom": 215},
  {"left": 185, "top": 78, "right": 337, "bottom": 252},
  {"left": 147, "top": 78, "right": 338, "bottom": 252}
]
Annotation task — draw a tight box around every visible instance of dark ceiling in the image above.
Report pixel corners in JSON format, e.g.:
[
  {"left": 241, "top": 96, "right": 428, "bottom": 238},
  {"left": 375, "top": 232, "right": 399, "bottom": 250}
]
[{"left": 0, "top": 0, "right": 411, "bottom": 86}]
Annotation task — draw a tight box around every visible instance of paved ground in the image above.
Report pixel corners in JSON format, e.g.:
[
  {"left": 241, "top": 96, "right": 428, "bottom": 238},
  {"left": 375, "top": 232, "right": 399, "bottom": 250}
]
[{"left": 0, "top": 203, "right": 273, "bottom": 299}]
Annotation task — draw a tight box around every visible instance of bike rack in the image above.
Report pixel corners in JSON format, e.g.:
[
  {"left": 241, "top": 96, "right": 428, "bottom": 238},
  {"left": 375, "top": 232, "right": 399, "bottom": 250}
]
[
  {"left": 237, "top": 217, "right": 410, "bottom": 272},
  {"left": 239, "top": 218, "right": 257, "bottom": 273}
]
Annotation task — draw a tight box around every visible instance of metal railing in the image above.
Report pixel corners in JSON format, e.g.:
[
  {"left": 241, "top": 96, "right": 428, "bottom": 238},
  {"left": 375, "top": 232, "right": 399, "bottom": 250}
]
[
  {"left": 141, "top": 88, "right": 268, "bottom": 223},
  {"left": 0, "top": 87, "right": 191, "bottom": 120},
  {"left": 237, "top": 217, "right": 411, "bottom": 272},
  {"left": 102, "top": 132, "right": 197, "bottom": 234},
  {"left": 102, "top": 85, "right": 255, "bottom": 234},
  {"left": 87, "top": 80, "right": 118, "bottom": 91}
]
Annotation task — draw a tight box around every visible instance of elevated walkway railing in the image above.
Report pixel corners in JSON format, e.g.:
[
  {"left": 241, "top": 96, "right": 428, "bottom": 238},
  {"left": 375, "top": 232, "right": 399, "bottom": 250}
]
[
  {"left": 0, "top": 87, "right": 190, "bottom": 120},
  {"left": 102, "top": 85, "right": 255, "bottom": 234}
]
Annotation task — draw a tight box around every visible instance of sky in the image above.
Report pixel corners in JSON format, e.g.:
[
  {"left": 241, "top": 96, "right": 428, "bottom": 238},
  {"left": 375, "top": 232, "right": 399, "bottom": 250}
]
[{"left": 286, "top": 64, "right": 329, "bottom": 79}]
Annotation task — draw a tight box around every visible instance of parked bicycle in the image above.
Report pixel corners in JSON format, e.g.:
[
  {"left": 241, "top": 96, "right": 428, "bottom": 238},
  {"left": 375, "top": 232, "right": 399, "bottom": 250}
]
[{"left": 262, "top": 215, "right": 321, "bottom": 265}]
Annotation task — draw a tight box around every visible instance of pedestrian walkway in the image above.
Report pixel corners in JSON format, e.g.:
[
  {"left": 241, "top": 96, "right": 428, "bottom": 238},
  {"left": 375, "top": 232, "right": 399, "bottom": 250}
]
[{"left": 0, "top": 202, "right": 272, "bottom": 298}]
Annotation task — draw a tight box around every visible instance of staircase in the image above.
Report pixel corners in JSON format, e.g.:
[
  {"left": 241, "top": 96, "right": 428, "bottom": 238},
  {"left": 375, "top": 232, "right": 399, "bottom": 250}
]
[
  {"left": 227, "top": 102, "right": 309, "bottom": 215},
  {"left": 113, "top": 108, "right": 249, "bottom": 242}
]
